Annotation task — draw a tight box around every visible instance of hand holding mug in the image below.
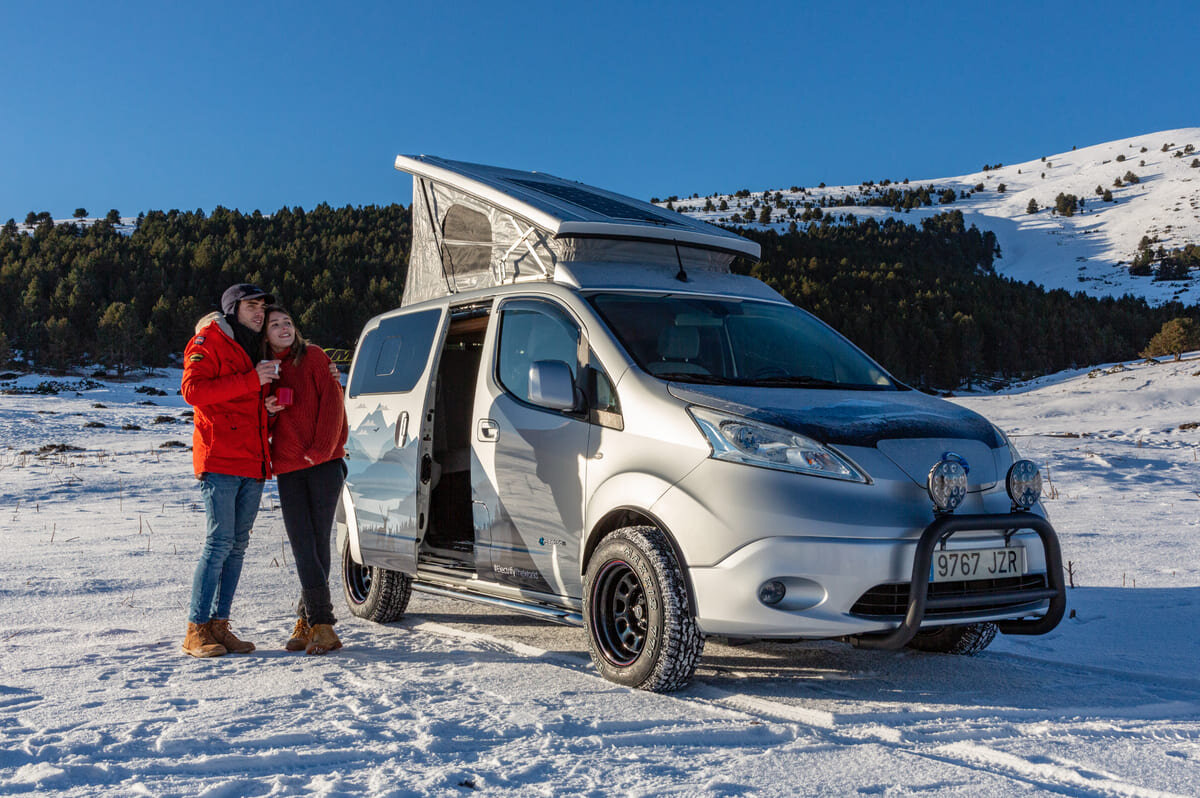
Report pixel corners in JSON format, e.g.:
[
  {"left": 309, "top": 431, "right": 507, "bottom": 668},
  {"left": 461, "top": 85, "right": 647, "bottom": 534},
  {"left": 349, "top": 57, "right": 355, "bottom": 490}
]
[{"left": 256, "top": 359, "right": 280, "bottom": 385}]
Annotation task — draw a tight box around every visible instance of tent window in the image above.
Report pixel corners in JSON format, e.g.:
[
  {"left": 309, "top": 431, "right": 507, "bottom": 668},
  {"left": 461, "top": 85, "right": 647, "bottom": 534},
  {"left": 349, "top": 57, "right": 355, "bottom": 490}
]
[
  {"left": 443, "top": 204, "right": 490, "bottom": 242},
  {"left": 441, "top": 204, "right": 492, "bottom": 274}
]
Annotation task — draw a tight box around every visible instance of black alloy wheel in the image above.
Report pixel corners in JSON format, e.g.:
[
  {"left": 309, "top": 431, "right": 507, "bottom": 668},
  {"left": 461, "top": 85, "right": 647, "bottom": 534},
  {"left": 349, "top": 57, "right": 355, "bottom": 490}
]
[
  {"left": 343, "top": 549, "right": 373, "bottom": 606},
  {"left": 339, "top": 537, "right": 412, "bottom": 623},
  {"left": 590, "top": 559, "right": 649, "bottom": 666},
  {"left": 583, "top": 526, "right": 704, "bottom": 692}
]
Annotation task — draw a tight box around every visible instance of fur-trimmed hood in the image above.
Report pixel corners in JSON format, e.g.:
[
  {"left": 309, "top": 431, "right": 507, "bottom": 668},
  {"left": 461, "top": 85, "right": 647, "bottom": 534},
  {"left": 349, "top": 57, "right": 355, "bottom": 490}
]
[{"left": 195, "top": 311, "right": 235, "bottom": 338}]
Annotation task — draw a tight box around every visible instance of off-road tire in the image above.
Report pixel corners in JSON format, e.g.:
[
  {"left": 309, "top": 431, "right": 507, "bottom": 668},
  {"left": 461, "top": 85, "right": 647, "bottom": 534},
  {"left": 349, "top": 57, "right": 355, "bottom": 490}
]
[
  {"left": 341, "top": 537, "right": 412, "bottom": 623},
  {"left": 584, "top": 526, "right": 704, "bottom": 692},
  {"left": 906, "top": 622, "right": 997, "bottom": 655}
]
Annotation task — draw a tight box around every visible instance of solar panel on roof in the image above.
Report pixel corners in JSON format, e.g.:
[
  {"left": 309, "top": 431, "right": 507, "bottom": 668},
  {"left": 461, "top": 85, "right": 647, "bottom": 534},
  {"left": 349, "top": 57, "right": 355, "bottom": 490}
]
[{"left": 507, "top": 178, "right": 684, "bottom": 227}]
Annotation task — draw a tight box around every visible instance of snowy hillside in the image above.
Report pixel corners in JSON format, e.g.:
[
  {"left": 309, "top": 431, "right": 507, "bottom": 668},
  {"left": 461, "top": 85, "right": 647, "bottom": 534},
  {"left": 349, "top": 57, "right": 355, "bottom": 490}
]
[
  {"left": 1, "top": 359, "right": 1198, "bottom": 796},
  {"left": 673, "top": 128, "right": 1200, "bottom": 307}
]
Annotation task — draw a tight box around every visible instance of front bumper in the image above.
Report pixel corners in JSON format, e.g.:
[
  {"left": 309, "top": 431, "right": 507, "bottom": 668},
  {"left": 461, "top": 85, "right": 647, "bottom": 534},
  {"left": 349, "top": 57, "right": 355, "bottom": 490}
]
[
  {"left": 689, "top": 511, "right": 1065, "bottom": 641},
  {"left": 851, "top": 512, "right": 1065, "bottom": 648}
]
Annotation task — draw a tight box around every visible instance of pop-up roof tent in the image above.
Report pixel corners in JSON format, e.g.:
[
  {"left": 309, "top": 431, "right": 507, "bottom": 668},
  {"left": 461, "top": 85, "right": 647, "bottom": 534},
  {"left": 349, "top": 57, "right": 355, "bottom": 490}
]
[{"left": 396, "top": 155, "right": 762, "bottom": 307}]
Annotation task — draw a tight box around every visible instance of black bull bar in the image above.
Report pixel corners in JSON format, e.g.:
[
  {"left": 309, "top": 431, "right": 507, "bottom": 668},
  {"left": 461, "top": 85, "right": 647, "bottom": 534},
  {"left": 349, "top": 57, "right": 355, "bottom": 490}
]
[{"left": 853, "top": 511, "right": 1066, "bottom": 650}]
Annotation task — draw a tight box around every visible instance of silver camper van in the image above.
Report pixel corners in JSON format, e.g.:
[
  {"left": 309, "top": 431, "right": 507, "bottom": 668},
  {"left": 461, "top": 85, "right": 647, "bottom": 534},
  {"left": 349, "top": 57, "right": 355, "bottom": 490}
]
[{"left": 336, "top": 156, "right": 1065, "bottom": 691}]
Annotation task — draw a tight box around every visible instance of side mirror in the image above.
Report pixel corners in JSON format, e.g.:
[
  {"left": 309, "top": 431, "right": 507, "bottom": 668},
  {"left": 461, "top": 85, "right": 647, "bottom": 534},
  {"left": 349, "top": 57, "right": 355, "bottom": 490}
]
[{"left": 528, "top": 360, "right": 577, "bottom": 411}]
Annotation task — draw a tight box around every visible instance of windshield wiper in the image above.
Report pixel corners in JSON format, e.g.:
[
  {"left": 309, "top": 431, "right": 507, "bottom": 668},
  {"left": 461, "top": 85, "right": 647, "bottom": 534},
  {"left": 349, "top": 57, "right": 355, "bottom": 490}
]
[
  {"left": 746, "top": 375, "right": 844, "bottom": 388},
  {"left": 749, "top": 375, "right": 894, "bottom": 390},
  {"left": 652, "top": 372, "right": 742, "bottom": 385}
]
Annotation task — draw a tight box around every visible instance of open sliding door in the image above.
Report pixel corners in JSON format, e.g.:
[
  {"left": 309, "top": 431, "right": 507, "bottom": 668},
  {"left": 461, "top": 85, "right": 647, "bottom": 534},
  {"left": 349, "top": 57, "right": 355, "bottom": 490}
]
[{"left": 343, "top": 303, "right": 449, "bottom": 574}]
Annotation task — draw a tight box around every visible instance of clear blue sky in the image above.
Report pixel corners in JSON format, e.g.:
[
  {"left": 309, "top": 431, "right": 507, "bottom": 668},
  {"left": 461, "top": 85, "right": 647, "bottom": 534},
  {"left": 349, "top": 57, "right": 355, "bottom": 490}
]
[{"left": 1, "top": 0, "right": 1192, "bottom": 222}]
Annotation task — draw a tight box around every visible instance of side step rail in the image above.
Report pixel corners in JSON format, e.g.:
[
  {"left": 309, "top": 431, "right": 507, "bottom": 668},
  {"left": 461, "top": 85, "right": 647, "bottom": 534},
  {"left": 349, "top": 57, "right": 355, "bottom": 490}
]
[
  {"left": 412, "top": 581, "right": 584, "bottom": 626},
  {"left": 853, "top": 511, "right": 1066, "bottom": 650}
]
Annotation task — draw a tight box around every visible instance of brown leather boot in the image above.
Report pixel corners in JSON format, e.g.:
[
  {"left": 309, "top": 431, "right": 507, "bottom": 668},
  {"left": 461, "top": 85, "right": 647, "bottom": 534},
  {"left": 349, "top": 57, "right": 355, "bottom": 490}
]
[
  {"left": 209, "top": 619, "right": 256, "bottom": 654},
  {"left": 306, "top": 624, "right": 342, "bottom": 655},
  {"left": 182, "top": 621, "right": 227, "bottom": 658},
  {"left": 285, "top": 617, "right": 312, "bottom": 652}
]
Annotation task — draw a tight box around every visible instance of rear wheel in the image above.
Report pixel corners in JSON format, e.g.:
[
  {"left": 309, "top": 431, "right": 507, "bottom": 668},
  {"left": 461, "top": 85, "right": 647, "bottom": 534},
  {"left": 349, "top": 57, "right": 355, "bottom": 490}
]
[
  {"left": 584, "top": 526, "right": 704, "bottom": 692},
  {"left": 906, "top": 622, "right": 997, "bottom": 655},
  {"left": 341, "top": 537, "right": 412, "bottom": 623}
]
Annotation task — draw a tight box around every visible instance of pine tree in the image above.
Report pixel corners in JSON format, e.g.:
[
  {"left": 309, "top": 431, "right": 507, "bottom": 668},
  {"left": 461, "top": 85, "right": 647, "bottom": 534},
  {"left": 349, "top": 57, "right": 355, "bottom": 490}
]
[
  {"left": 1141, "top": 318, "right": 1199, "bottom": 360},
  {"left": 98, "top": 301, "right": 141, "bottom": 375}
]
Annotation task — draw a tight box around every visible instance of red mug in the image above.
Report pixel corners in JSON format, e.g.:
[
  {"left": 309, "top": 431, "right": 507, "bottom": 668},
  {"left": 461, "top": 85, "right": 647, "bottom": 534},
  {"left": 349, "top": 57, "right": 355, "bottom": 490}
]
[{"left": 275, "top": 387, "right": 293, "bottom": 407}]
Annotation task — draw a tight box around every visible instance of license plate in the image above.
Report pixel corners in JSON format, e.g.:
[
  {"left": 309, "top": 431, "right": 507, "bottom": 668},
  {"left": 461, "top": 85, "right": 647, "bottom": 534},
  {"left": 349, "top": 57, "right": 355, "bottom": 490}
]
[{"left": 931, "top": 547, "right": 1026, "bottom": 582}]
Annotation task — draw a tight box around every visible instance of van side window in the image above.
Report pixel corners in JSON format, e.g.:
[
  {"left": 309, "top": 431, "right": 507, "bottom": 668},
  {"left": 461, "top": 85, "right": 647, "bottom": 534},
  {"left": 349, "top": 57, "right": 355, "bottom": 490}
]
[
  {"left": 591, "top": 367, "right": 618, "bottom": 413},
  {"left": 348, "top": 308, "right": 442, "bottom": 397},
  {"left": 496, "top": 300, "right": 580, "bottom": 408}
]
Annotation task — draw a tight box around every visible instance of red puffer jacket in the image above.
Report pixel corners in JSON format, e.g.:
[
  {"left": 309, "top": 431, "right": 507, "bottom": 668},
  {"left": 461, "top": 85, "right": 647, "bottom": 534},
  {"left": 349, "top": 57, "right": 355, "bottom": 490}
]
[
  {"left": 267, "top": 345, "right": 348, "bottom": 475},
  {"left": 181, "top": 313, "right": 272, "bottom": 479}
]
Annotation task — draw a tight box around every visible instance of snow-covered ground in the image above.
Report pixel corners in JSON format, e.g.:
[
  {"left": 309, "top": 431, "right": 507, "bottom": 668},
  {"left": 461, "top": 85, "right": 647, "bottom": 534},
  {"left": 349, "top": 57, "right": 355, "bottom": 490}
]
[
  {"left": 674, "top": 128, "right": 1200, "bottom": 306},
  {"left": 2, "top": 361, "right": 1198, "bottom": 797}
]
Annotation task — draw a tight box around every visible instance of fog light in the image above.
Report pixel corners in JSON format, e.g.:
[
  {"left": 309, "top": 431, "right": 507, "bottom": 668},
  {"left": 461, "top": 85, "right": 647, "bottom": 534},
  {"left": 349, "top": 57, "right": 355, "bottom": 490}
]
[
  {"left": 1006, "top": 459, "right": 1042, "bottom": 510},
  {"left": 758, "top": 580, "right": 786, "bottom": 606},
  {"left": 927, "top": 458, "right": 968, "bottom": 513}
]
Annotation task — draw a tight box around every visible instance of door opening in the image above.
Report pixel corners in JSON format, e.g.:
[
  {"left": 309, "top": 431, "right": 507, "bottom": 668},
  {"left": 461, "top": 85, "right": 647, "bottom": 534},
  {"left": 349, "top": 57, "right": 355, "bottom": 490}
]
[{"left": 421, "top": 312, "right": 487, "bottom": 569}]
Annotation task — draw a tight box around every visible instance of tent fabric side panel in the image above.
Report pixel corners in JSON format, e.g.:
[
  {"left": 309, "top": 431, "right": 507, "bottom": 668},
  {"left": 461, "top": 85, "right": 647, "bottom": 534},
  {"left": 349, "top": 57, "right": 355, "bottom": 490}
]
[
  {"left": 484, "top": 200, "right": 561, "bottom": 284},
  {"left": 400, "top": 176, "right": 734, "bottom": 307},
  {"left": 402, "top": 178, "right": 453, "bottom": 307},
  {"left": 555, "top": 238, "right": 733, "bottom": 273},
  {"left": 401, "top": 178, "right": 562, "bottom": 306}
]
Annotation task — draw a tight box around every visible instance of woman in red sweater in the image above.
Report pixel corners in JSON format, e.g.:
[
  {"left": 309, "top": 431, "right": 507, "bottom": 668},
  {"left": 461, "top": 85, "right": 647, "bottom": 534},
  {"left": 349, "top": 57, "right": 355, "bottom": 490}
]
[{"left": 262, "top": 306, "right": 349, "bottom": 655}]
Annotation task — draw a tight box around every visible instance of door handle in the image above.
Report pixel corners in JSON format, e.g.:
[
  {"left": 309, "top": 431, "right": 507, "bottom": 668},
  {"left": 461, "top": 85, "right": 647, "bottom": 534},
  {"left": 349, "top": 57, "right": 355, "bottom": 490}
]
[
  {"left": 395, "top": 411, "right": 409, "bottom": 447},
  {"left": 477, "top": 419, "right": 499, "bottom": 442}
]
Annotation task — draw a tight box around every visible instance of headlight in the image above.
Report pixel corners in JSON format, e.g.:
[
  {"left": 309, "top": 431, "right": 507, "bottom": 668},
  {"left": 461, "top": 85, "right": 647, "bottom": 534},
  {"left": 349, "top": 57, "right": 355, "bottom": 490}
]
[
  {"left": 927, "top": 457, "right": 968, "bottom": 513},
  {"left": 1006, "top": 459, "right": 1042, "bottom": 510},
  {"left": 688, "top": 406, "right": 868, "bottom": 483}
]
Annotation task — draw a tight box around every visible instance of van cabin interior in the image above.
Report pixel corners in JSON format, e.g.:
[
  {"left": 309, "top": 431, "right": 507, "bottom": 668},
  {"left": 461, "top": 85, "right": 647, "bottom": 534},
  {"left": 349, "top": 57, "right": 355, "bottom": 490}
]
[{"left": 421, "top": 310, "right": 489, "bottom": 569}]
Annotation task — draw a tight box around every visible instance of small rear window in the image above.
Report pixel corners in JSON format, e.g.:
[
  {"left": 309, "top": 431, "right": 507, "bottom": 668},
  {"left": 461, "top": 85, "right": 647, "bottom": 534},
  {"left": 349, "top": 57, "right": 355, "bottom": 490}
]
[{"left": 348, "top": 308, "right": 442, "bottom": 397}]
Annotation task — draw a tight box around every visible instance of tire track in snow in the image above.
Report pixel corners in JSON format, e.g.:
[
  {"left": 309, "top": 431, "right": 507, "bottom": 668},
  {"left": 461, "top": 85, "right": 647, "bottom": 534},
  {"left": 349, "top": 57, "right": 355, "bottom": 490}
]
[{"left": 408, "top": 617, "right": 1200, "bottom": 797}]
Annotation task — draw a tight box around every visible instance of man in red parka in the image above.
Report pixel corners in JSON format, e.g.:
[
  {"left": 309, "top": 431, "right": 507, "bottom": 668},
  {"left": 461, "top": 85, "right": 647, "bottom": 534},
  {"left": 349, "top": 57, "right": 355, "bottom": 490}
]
[{"left": 180, "top": 283, "right": 280, "bottom": 657}]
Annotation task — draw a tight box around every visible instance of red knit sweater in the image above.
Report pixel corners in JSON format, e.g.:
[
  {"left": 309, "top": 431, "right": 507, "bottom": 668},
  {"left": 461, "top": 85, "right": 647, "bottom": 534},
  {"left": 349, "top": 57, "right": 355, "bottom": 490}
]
[{"left": 267, "top": 345, "right": 348, "bottom": 475}]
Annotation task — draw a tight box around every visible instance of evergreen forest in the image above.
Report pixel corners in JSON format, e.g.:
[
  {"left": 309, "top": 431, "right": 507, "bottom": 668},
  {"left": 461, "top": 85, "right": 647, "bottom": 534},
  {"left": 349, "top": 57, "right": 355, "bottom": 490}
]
[{"left": 0, "top": 205, "right": 1193, "bottom": 389}]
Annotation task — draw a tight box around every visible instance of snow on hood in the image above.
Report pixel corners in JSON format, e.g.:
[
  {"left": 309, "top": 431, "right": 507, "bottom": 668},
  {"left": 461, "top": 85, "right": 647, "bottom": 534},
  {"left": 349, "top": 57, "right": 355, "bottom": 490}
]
[
  {"left": 666, "top": 383, "right": 1002, "bottom": 449},
  {"left": 667, "top": 383, "right": 1005, "bottom": 488}
]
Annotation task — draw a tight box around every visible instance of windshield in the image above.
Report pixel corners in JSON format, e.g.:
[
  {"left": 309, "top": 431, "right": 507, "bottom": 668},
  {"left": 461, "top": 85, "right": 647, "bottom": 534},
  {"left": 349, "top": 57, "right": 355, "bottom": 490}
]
[{"left": 588, "top": 293, "right": 899, "bottom": 389}]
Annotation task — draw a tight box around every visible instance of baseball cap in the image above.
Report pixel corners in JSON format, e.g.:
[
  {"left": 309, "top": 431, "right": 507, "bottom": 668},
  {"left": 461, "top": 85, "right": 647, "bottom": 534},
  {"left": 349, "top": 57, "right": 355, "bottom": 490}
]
[{"left": 220, "top": 283, "right": 275, "bottom": 316}]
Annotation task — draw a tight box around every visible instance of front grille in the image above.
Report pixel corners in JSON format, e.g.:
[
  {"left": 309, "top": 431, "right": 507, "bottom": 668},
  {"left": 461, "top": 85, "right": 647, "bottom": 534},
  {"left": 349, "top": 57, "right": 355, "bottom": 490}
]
[{"left": 850, "top": 574, "right": 1049, "bottom": 619}]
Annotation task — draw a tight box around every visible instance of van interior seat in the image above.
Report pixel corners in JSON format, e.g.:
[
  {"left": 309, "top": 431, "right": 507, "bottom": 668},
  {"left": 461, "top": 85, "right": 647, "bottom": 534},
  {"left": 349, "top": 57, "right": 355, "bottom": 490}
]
[{"left": 649, "top": 326, "right": 710, "bottom": 375}]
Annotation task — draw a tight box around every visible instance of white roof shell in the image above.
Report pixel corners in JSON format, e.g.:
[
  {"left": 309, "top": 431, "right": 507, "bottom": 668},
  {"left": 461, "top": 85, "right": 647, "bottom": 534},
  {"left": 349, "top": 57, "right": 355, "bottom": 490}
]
[{"left": 395, "top": 155, "right": 761, "bottom": 307}]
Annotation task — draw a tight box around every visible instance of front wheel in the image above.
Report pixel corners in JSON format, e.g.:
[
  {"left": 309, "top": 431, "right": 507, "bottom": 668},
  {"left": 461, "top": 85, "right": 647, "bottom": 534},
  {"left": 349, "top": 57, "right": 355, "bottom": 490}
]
[
  {"left": 341, "top": 537, "right": 412, "bottom": 623},
  {"left": 584, "top": 526, "right": 704, "bottom": 692},
  {"left": 906, "top": 622, "right": 997, "bottom": 655}
]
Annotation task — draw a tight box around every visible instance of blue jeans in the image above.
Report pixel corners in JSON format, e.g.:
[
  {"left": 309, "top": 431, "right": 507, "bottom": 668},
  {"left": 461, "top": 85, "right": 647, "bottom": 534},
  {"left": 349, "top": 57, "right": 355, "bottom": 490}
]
[{"left": 188, "top": 473, "right": 264, "bottom": 624}]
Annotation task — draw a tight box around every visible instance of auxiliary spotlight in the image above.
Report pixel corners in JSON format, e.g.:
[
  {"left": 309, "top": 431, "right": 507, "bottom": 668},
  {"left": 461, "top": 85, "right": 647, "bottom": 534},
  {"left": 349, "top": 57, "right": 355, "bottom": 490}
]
[
  {"left": 1006, "top": 459, "right": 1043, "bottom": 510},
  {"left": 927, "top": 458, "right": 968, "bottom": 514}
]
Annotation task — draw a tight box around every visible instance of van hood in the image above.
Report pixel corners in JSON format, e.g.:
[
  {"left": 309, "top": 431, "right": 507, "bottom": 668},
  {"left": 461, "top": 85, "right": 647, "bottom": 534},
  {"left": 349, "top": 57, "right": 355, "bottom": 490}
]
[
  {"left": 668, "top": 384, "right": 1004, "bottom": 489},
  {"left": 666, "top": 384, "right": 1001, "bottom": 450}
]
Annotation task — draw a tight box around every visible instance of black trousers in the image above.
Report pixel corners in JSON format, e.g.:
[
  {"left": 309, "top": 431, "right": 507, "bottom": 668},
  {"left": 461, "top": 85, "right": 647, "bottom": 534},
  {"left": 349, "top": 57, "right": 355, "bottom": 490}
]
[{"left": 277, "top": 458, "right": 345, "bottom": 626}]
